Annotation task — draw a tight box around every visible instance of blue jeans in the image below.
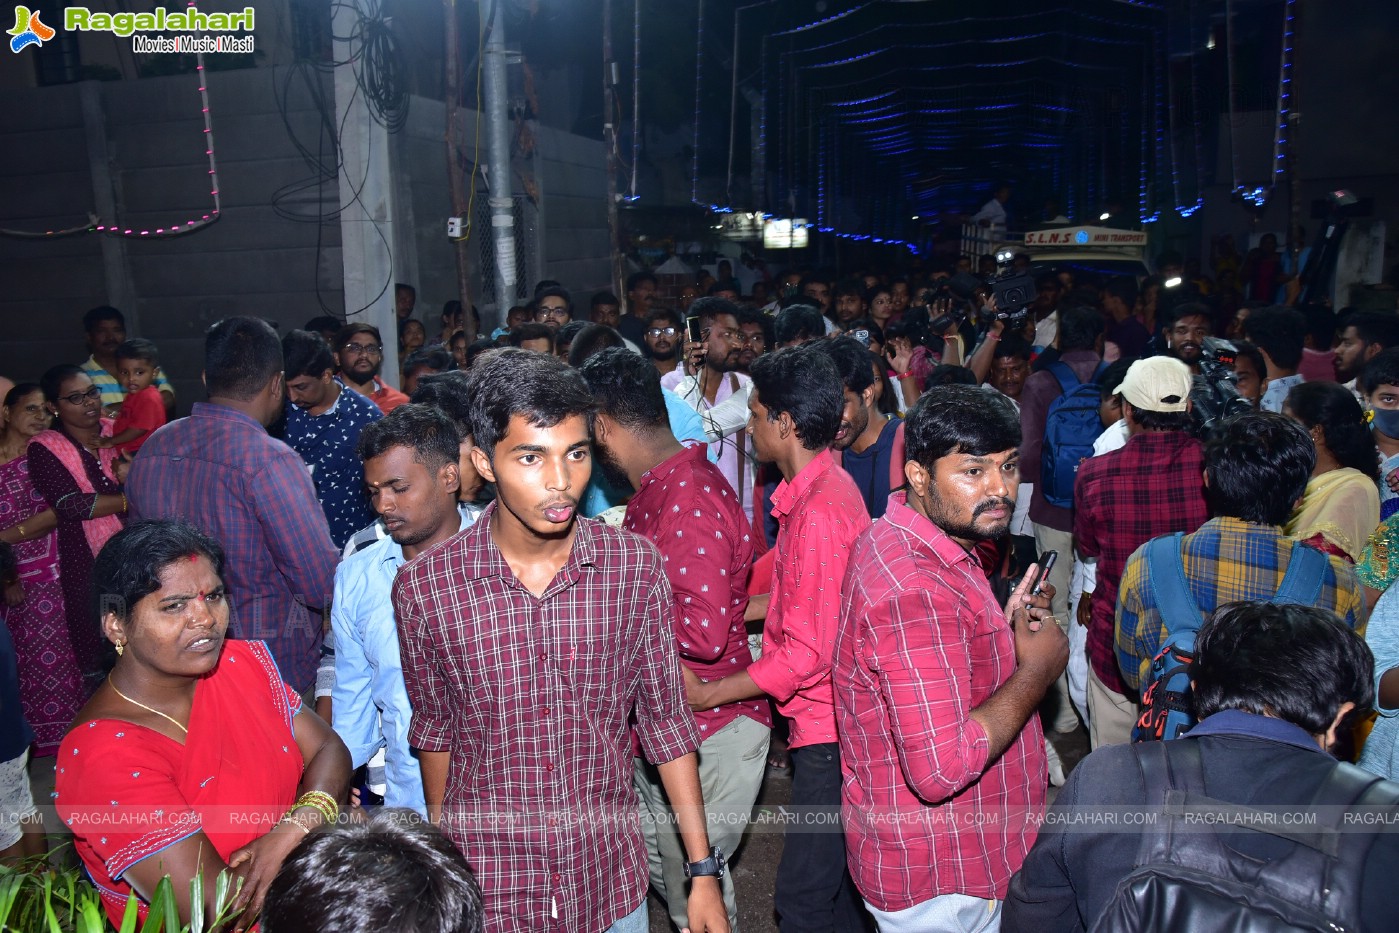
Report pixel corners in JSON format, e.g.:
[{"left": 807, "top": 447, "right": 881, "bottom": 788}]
[
  {"left": 774, "top": 742, "right": 869, "bottom": 933},
  {"left": 605, "top": 900, "right": 647, "bottom": 933}
]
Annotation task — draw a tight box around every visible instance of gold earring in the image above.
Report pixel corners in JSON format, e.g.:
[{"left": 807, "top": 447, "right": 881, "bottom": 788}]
[{"left": 115, "top": 642, "right": 125, "bottom": 657}]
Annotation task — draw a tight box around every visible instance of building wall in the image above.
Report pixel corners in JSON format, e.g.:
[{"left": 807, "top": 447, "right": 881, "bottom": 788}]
[{"left": 0, "top": 68, "right": 608, "bottom": 409}]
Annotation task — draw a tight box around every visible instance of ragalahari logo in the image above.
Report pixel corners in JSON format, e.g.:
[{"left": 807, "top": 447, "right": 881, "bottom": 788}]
[{"left": 8, "top": 5, "right": 54, "bottom": 52}]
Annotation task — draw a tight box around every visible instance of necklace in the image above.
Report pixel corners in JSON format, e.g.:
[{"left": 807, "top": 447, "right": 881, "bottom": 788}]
[{"left": 108, "top": 678, "right": 189, "bottom": 734}]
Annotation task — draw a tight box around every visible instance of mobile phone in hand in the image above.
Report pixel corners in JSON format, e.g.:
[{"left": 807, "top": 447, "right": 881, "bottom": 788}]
[
  {"left": 1030, "top": 550, "right": 1058, "bottom": 597},
  {"left": 686, "top": 316, "right": 704, "bottom": 344}
]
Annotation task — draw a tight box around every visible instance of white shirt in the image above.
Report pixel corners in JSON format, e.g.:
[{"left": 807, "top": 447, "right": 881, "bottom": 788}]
[{"left": 661, "top": 367, "right": 756, "bottom": 514}]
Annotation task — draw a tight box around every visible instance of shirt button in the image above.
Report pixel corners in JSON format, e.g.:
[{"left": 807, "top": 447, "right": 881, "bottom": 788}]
[
  {"left": 545, "top": 761, "right": 555, "bottom": 772},
  {"left": 552, "top": 873, "right": 561, "bottom": 883},
  {"left": 539, "top": 652, "right": 548, "bottom": 661},
  {"left": 542, "top": 706, "right": 551, "bottom": 715}
]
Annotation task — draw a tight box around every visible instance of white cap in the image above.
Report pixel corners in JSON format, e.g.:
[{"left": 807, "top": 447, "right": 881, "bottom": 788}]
[{"left": 1115, "top": 356, "right": 1192, "bottom": 413}]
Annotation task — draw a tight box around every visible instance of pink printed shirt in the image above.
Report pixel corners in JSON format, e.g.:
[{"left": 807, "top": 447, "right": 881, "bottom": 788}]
[
  {"left": 623, "top": 444, "right": 771, "bottom": 738},
  {"left": 747, "top": 449, "right": 871, "bottom": 748}
]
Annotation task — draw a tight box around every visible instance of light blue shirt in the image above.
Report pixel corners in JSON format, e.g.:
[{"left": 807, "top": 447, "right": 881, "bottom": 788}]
[
  {"left": 1360, "top": 584, "right": 1399, "bottom": 781},
  {"left": 331, "top": 508, "right": 475, "bottom": 813},
  {"left": 1260, "top": 372, "right": 1305, "bottom": 414}
]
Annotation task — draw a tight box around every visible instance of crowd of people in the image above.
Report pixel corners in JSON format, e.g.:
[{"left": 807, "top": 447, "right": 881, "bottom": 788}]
[{"left": 1, "top": 243, "right": 1399, "bottom": 933}]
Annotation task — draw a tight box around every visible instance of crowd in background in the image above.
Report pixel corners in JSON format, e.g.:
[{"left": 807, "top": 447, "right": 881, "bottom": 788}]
[{"left": 2, "top": 227, "right": 1399, "bottom": 933}]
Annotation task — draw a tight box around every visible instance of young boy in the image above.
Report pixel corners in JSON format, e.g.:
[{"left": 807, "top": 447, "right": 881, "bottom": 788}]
[{"left": 103, "top": 338, "right": 166, "bottom": 454}]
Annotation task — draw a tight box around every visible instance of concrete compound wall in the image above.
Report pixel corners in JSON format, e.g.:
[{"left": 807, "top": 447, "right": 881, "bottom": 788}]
[{"left": 0, "top": 67, "right": 609, "bottom": 412}]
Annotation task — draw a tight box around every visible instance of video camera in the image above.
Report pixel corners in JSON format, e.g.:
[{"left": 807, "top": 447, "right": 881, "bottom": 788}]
[
  {"left": 1190, "top": 336, "right": 1253, "bottom": 436},
  {"left": 926, "top": 249, "right": 1036, "bottom": 335}
]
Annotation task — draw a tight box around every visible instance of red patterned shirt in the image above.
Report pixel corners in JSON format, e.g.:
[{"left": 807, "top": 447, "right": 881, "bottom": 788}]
[
  {"left": 1074, "top": 430, "right": 1209, "bottom": 696},
  {"left": 623, "top": 444, "right": 771, "bottom": 737},
  {"left": 392, "top": 505, "right": 700, "bottom": 933},
  {"left": 747, "top": 449, "right": 871, "bottom": 748},
  {"left": 834, "top": 492, "right": 1046, "bottom": 909}
]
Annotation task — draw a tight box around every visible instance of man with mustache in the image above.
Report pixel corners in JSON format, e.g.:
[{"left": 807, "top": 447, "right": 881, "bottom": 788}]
[
  {"left": 393, "top": 349, "right": 728, "bottom": 933},
  {"left": 833, "top": 385, "right": 1065, "bottom": 931},
  {"left": 643, "top": 308, "right": 684, "bottom": 377},
  {"left": 1161, "top": 302, "right": 1212, "bottom": 376},
  {"left": 663, "top": 298, "right": 757, "bottom": 520}
]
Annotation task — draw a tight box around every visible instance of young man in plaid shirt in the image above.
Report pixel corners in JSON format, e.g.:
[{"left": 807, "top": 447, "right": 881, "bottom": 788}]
[
  {"left": 1116, "top": 410, "right": 1365, "bottom": 698},
  {"left": 393, "top": 349, "right": 727, "bottom": 933},
  {"left": 1073, "top": 357, "right": 1209, "bottom": 748}
]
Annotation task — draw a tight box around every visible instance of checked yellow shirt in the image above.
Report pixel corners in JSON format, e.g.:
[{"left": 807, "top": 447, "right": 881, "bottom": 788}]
[{"left": 1115, "top": 516, "right": 1365, "bottom": 696}]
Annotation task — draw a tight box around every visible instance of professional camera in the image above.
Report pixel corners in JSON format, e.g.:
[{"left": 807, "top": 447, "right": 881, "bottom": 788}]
[
  {"left": 1190, "top": 336, "right": 1253, "bottom": 436},
  {"left": 927, "top": 250, "right": 1036, "bottom": 335}
]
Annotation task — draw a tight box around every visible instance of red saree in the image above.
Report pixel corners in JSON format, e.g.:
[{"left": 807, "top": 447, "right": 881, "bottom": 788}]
[{"left": 55, "top": 640, "right": 304, "bottom": 925}]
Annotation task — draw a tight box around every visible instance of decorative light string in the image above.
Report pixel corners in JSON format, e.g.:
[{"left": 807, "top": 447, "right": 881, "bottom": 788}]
[
  {"left": 1, "top": 2, "right": 221, "bottom": 240},
  {"left": 1177, "top": 0, "right": 1204, "bottom": 218}
]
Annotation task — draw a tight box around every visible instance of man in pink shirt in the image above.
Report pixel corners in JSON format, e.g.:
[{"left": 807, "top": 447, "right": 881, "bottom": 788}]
[
  {"left": 685, "top": 344, "right": 871, "bottom": 932},
  {"left": 580, "top": 348, "right": 770, "bottom": 933},
  {"left": 834, "top": 385, "right": 1066, "bottom": 931}
]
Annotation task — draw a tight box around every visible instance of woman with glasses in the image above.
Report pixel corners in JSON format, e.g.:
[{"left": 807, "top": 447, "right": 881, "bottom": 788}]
[{"left": 26, "top": 365, "right": 129, "bottom": 698}]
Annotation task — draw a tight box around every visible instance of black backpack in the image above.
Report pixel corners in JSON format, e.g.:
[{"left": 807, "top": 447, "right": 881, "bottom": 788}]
[{"left": 1091, "top": 740, "right": 1399, "bottom": 933}]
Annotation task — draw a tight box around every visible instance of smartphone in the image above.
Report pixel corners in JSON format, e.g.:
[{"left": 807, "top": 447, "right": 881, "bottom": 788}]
[
  {"left": 1030, "top": 550, "right": 1058, "bottom": 597},
  {"left": 686, "top": 316, "right": 704, "bottom": 344}
]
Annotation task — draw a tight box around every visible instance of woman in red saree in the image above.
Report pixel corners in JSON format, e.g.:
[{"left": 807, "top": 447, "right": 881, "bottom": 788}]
[{"left": 55, "top": 519, "right": 351, "bottom": 930}]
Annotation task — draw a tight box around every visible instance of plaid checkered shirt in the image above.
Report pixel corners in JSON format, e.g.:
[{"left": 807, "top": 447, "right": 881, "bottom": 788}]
[
  {"left": 1116, "top": 516, "right": 1366, "bottom": 696},
  {"left": 393, "top": 505, "right": 700, "bottom": 933},
  {"left": 1074, "top": 430, "right": 1209, "bottom": 697},
  {"left": 834, "top": 492, "right": 1047, "bottom": 910}
]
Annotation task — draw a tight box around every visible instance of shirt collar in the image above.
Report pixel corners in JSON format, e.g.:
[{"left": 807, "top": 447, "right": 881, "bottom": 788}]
[
  {"left": 1186, "top": 709, "right": 1329, "bottom": 757},
  {"left": 191, "top": 401, "right": 267, "bottom": 431},
  {"left": 881, "top": 490, "right": 981, "bottom": 569},
  {"left": 635, "top": 444, "right": 707, "bottom": 499},
  {"left": 467, "top": 501, "right": 599, "bottom": 586},
  {"left": 378, "top": 508, "right": 467, "bottom": 567},
  {"left": 771, "top": 448, "right": 836, "bottom": 518}
]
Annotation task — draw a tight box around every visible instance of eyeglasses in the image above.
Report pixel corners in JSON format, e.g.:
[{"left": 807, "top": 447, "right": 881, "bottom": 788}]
[
  {"left": 534, "top": 306, "right": 570, "bottom": 320},
  {"left": 646, "top": 327, "right": 678, "bottom": 338},
  {"left": 58, "top": 386, "right": 102, "bottom": 406},
  {"left": 341, "top": 343, "right": 383, "bottom": 356}
]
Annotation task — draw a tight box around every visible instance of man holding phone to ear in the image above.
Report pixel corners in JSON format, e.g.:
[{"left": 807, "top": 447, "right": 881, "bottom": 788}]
[
  {"left": 662, "top": 298, "right": 758, "bottom": 520},
  {"left": 833, "top": 384, "right": 1067, "bottom": 932}
]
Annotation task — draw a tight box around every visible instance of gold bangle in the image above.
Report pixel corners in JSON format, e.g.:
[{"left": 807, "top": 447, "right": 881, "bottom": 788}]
[
  {"left": 294, "top": 790, "right": 339, "bottom": 825},
  {"left": 15, "top": 524, "right": 25, "bottom": 539},
  {"left": 120, "top": 493, "right": 128, "bottom": 513},
  {"left": 280, "top": 815, "right": 311, "bottom": 835},
  {"left": 297, "top": 789, "right": 339, "bottom": 817}
]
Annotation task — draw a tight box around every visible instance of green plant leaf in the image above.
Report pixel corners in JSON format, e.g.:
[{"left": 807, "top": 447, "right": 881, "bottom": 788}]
[
  {"left": 117, "top": 890, "right": 140, "bottom": 933},
  {"left": 187, "top": 871, "right": 203, "bottom": 933}
]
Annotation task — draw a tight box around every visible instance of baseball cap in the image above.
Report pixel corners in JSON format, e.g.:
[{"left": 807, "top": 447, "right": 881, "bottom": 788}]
[{"left": 1115, "top": 356, "right": 1192, "bottom": 413}]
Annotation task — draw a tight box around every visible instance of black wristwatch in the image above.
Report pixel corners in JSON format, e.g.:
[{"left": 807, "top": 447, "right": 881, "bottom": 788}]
[{"left": 683, "top": 845, "right": 726, "bottom": 880}]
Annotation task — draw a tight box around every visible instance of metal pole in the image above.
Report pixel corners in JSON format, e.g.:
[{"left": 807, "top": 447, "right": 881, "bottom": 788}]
[
  {"left": 604, "top": 0, "right": 625, "bottom": 307},
  {"left": 333, "top": 0, "right": 399, "bottom": 382},
  {"left": 481, "top": 0, "right": 516, "bottom": 313},
  {"left": 444, "top": 0, "right": 476, "bottom": 341}
]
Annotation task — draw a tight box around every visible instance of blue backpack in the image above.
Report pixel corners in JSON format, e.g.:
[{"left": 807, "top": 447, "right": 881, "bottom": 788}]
[
  {"left": 1131, "top": 533, "right": 1327, "bottom": 742},
  {"left": 1039, "top": 361, "right": 1109, "bottom": 509}
]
